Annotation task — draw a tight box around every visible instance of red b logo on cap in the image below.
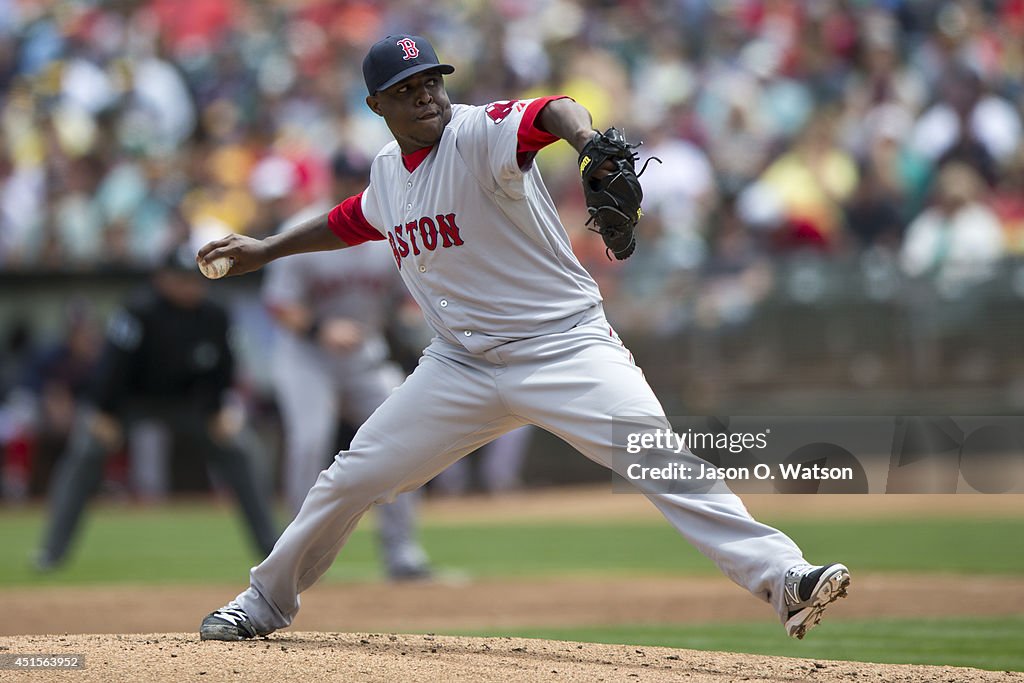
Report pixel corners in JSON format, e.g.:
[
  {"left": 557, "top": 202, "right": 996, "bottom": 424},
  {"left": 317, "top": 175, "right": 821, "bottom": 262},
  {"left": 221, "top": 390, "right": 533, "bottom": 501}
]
[{"left": 396, "top": 38, "right": 419, "bottom": 60}]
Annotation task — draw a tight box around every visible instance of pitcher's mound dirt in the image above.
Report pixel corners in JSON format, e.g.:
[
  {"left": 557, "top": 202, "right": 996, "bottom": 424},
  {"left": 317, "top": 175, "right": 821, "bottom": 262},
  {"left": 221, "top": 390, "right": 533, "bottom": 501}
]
[{"left": 1, "top": 632, "right": 1021, "bottom": 683}]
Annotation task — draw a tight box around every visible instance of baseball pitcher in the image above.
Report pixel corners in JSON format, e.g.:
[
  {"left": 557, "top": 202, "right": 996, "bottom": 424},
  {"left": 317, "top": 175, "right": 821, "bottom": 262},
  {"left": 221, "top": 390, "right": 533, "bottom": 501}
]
[{"left": 197, "top": 34, "right": 849, "bottom": 642}]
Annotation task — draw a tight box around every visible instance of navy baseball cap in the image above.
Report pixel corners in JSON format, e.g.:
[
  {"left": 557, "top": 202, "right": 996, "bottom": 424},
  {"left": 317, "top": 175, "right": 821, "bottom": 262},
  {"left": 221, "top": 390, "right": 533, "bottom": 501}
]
[{"left": 363, "top": 34, "right": 454, "bottom": 94}]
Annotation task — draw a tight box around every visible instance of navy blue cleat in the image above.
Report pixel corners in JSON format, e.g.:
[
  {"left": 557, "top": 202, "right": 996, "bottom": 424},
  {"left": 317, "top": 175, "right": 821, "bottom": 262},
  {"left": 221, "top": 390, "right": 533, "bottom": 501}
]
[
  {"left": 784, "top": 563, "right": 851, "bottom": 639},
  {"left": 200, "top": 602, "right": 260, "bottom": 641}
]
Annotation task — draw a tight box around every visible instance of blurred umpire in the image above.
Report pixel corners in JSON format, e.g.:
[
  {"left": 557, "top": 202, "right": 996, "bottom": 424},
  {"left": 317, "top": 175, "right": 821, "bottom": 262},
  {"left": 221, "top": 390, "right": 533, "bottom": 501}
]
[{"left": 35, "top": 246, "right": 279, "bottom": 571}]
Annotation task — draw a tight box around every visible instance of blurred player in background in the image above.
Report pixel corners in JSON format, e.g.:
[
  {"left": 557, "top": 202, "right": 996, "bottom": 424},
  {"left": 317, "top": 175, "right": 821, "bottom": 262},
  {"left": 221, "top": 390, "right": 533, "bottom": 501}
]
[
  {"left": 262, "top": 152, "right": 431, "bottom": 580},
  {"left": 35, "top": 247, "right": 279, "bottom": 571}
]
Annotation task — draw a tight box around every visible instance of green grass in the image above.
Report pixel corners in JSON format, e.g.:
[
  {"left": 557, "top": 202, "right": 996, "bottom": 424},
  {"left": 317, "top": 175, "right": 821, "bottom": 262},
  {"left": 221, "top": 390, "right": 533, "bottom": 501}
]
[
  {"left": 3, "top": 504, "right": 1022, "bottom": 672},
  {"left": 0, "top": 503, "right": 1022, "bottom": 586},
  {"left": 416, "top": 517, "right": 1024, "bottom": 576},
  {"left": 448, "top": 617, "right": 1024, "bottom": 673},
  {"left": 0, "top": 503, "right": 394, "bottom": 585}
]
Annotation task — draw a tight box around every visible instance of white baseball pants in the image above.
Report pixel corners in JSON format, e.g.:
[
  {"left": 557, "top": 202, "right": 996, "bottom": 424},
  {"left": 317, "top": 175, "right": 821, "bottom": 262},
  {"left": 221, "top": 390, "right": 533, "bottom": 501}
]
[{"left": 235, "top": 306, "right": 807, "bottom": 632}]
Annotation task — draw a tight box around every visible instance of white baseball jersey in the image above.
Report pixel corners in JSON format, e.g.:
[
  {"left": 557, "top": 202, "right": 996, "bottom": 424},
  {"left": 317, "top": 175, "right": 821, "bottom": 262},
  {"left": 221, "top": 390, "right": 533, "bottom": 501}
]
[
  {"left": 327, "top": 97, "right": 602, "bottom": 353},
  {"left": 231, "top": 94, "right": 816, "bottom": 638}
]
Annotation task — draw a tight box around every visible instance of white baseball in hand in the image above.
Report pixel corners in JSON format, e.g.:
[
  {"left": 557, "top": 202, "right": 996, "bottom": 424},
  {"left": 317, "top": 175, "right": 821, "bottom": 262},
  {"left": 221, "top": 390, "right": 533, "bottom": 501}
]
[{"left": 199, "top": 256, "right": 234, "bottom": 279}]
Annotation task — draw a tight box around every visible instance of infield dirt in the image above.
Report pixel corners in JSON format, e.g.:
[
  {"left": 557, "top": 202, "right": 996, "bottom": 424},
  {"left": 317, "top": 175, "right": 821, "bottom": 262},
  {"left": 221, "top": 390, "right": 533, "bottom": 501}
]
[{"left": 1, "top": 632, "right": 1022, "bottom": 682}]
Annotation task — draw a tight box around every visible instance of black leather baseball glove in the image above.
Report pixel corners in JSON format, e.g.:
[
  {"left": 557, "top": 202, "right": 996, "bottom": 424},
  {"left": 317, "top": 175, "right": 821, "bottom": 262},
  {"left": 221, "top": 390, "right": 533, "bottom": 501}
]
[{"left": 578, "top": 127, "right": 658, "bottom": 260}]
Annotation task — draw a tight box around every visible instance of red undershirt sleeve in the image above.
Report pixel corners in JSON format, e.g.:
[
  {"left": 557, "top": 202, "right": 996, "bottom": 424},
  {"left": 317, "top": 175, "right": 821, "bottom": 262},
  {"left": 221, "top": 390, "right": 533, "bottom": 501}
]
[
  {"left": 326, "top": 192, "right": 385, "bottom": 246},
  {"left": 516, "top": 95, "right": 571, "bottom": 167}
]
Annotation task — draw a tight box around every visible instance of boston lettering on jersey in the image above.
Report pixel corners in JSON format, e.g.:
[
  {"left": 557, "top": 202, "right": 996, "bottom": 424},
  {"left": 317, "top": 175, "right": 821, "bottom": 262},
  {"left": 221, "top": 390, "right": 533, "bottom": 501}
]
[{"left": 386, "top": 213, "right": 464, "bottom": 268}]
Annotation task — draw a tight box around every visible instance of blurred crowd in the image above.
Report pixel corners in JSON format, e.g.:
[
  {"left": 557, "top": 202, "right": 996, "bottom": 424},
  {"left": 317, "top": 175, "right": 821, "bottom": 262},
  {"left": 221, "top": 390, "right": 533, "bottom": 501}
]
[
  {"left": 3, "top": 0, "right": 1024, "bottom": 502},
  {"left": 0, "top": 1, "right": 1022, "bottom": 300},
  {"left": 2, "top": 1, "right": 1024, "bottom": 319},
  {"left": 0, "top": 1, "right": 1021, "bottom": 282}
]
